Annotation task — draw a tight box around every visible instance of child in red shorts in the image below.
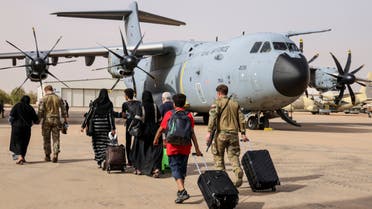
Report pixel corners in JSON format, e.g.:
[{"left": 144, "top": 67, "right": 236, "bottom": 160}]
[{"left": 153, "top": 93, "right": 202, "bottom": 204}]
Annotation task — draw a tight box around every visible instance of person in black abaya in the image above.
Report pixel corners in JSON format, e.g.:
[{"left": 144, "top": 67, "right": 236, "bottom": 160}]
[
  {"left": 131, "top": 91, "right": 162, "bottom": 177},
  {"left": 81, "top": 89, "right": 116, "bottom": 168},
  {"left": 9, "top": 95, "right": 39, "bottom": 164}
]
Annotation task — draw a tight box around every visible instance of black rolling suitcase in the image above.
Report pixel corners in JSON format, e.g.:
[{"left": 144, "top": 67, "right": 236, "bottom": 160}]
[
  {"left": 241, "top": 144, "right": 280, "bottom": 192},
  {"left": 103, "top": 144, "right": 126, "bottom": 173},
  {"left": 192, "top": 154, "right": 239, "bottom": 209}
]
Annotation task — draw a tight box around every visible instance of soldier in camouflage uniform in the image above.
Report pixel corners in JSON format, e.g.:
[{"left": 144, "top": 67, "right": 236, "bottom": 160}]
[
  {"left": 206, "top": 84, "right": 248, "bottom": 188},
  {"left": 38, "top": 85, "right": 68, "bottom": 163}
]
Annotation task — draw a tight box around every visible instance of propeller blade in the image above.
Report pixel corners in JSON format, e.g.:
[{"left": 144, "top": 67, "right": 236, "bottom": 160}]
[
  {"left": 308, "top": 53, "right": 319, "bottom": 64},
  {"left": 91, "top": 63, "right": 122, "bottom": 71},
  {"left": 132, "top": 75, "right": 137, "bottom": 97},
  {"left": 347, "top": 84, "right": 355, "bottom": 105},
  {"left": 32, "top": 27, "right": 40, "bottom": 58},
  {"left": 14, "top": 77, "right": 30, "bottom": 95},
  {"left": 330, "top": 52, "right": 344, "bottom": 75},
  {"left": 0, "top": 64, "right": 30, "bottom": 70},
  {"left": 111, "top": 78, "right": 121, "bottom": 90},
  {"left": 335, "top": 87, "right": 345, "bottom": 105},
  {"left": 136, "top": 66, "right": 155, "bottom": 80},
  {"left": 355, "top": 77, "right": 372, "bottom": 83},
  {"left": 6, "top": 41, "right": 34, "bottom": 61},
  {"left": 119, "top": 28, "right": 129, "bottom": 56},
  {"left": 356, "top": 81, "right": 366, "bottom": 87},
  {"left": 344, "top": 50, "right": 351, "bottom": 73},
  {"left": 326, "top": 73, "right": 341, "bottom": 79},
  {"left": 98, "top": 43, "right": 123, "bottom": 60},
  {"left": 39, "top": 76, "right": 44, "bottom": 96},
  {"left": 43, "top": 36, "right": 62, "bottom": 60},
  {"left": 47, "top": 60, "right": 76, "bottom": 65},
  {"left": 133, "top": 34, "right": 145, "bottom": 56},
  {"left": 350, "top": 64, "right": 364, "bottom": 75},
  {"left": 47, "top": 71, "right": 70, "bottom": 88}
]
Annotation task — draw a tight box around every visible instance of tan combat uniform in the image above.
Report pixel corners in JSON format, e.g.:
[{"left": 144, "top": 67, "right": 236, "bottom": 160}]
[
  {"left": 208, "top": 95, "right": 246, "bottom": 183},
  {"left": 38, "top": 92, "right": 67, "bottom": 157}
]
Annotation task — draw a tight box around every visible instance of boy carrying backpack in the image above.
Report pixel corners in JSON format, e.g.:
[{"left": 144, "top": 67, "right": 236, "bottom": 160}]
[{"left": 153, "top": 93, "right": 202, "bottom": 204}]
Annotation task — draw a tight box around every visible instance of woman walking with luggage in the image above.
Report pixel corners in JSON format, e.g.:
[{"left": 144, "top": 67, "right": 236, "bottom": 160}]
[
  {"left": 9, "top": 95, "right": 39, "bottom": 164},
  {"left": 131, "top": 91, "right": 162, "bottom": 177},
  {"left": 81, "top": 89, "right": 116, "bottom": 168}
]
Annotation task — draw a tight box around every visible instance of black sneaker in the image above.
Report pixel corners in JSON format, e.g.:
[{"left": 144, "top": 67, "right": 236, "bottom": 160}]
[{"left": 175, "top": 190, "right": 190, "bottom": 204}]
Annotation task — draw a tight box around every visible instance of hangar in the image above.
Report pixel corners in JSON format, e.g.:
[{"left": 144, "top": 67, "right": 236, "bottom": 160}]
[{"left": 37, "top": 78, "right": 126, "bottom": 108}]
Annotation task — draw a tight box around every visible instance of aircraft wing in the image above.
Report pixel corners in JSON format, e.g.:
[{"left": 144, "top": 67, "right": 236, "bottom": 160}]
[{"left": 0, "top": 42, "right": 171, "bottom": 62}]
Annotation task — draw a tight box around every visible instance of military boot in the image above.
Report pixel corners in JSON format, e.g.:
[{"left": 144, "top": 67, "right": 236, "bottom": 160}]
[
  {"left": 45, "top": 154, "right": 51, "bottom": 162},
  {"left": 52, "top": 154, "right": 58, "bottom": 163}
]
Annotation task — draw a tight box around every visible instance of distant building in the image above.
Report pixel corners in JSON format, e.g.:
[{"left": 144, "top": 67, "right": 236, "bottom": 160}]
[{"left": 37, "top": 78, "right": 126, "bottom": 108}]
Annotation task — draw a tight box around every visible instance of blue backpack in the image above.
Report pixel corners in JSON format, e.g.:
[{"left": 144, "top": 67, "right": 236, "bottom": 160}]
[{"left": 166, "top": 110, "right": 192, "bottom": 146}]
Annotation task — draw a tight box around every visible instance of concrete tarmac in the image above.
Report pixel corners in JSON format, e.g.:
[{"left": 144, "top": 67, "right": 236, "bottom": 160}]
[{"left": 0, "top": 109, "right": 371, "bottom": 209}]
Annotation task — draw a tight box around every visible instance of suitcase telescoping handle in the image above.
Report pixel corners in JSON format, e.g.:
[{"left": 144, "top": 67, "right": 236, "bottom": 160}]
[
  {"left": 240, "top": 139, "right": 253, "bottom": 151},
  {"left": 191, "top": 153, "right": 208, "bottom": 175}
]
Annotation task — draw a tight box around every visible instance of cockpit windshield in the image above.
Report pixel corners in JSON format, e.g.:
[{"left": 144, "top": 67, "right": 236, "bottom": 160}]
[
  {"left": 287, "top": 43, "right": 299, "bottom": 52},
  {"left": 273, "top": 42, "right": 300, "bottom": 52},
  {"left": 273, "top": 42, "right": 287, "bottom": 50}
]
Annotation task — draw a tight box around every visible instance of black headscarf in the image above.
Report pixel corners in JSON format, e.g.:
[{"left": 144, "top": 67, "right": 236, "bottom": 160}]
[
  {"left": 93, "top": 89, "right": 113, "bottom": 114},
  {"left": 10, "top": 95, "right": 38, "bottom": 126},
  {"left": 142, "top": 91, "right": 154, "bottom": 104},
  {"left": 20, "top": 95, "right": 33, "bottom": 113}
]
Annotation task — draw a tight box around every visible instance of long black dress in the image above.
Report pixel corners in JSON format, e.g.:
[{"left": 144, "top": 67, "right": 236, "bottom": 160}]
[
  {"left": 9, "top": 97, "right": 39, "bottom": 159},
  {"left": 81, "top": 90, "right": 116, "bottom": 165},
  {"left": 131, "top": 91, "right": 162, "bottom": 175}
]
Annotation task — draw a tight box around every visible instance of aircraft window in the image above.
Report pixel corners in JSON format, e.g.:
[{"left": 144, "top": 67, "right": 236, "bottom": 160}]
[
  {"left": 273, "top": 42, "right": 287, "bottom": 50},
  {"left": 287, "top": 43, "right": 299, "bottom": 52},
  {"left": 250, "top": 42, "right": 262, "bottom": 53},
  {"left": 260, "top": 41, "right": 271, "bottom": 53}
]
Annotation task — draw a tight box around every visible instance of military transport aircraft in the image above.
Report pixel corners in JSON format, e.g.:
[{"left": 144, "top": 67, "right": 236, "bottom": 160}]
[
  {"left": 0, "top": 1, "right": 331, "bottom": 128},
  {"left": 0, "top": 28, "right": 75, "bottom": 92}
]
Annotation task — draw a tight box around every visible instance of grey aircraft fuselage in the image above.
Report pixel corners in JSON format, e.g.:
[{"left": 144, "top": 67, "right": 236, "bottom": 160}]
[{"left": 109, "top": 33, "right": 309, "bottom": 113}]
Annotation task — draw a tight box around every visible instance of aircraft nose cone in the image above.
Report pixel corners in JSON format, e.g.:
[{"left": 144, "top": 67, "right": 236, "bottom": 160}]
[{"left": 273, "top": 53, "right": 309, "bottom": 97}]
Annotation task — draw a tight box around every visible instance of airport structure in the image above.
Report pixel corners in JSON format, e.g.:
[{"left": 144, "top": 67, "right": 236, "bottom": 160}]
[{"left": 37, "top": 78, "right": 126, "bottom": 108}]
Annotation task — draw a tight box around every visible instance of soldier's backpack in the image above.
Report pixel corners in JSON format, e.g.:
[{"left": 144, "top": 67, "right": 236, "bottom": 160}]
[{"left": 166, "top": 110, "right": 192, "bottom": 146}]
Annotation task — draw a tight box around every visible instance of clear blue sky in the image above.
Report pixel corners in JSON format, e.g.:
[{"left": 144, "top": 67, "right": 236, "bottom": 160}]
[{"left": 0, "top": 0, "right": 371, "bottom": 92}]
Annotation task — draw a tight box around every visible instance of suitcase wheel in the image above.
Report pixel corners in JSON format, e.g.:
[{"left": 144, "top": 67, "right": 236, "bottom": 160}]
[{"left": 107, "top": 165, "right": 111, "bottom": 174}]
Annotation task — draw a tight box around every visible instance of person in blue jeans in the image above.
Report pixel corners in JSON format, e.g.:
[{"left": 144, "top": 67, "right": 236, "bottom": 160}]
[{"left": 153, "top": 93, "right": 202, "bottom": 204}]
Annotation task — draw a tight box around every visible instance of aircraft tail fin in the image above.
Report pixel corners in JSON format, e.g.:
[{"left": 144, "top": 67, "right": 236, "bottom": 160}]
[{"left": 52, "top": 2, "right": 185, "bottom": 46}]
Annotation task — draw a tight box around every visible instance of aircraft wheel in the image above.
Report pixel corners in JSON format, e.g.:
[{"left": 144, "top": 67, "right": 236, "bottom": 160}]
[
  {"left": 259, "top": 116, "right": 269, "bottom": 130},
  {"left": 247, "top": 116, "right": 258, "bottom": 130}
]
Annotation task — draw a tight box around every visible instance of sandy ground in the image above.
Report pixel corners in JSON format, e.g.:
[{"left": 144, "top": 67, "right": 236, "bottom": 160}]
[{"left": 0, "top": 109, "right": 371, "bottom": 209}]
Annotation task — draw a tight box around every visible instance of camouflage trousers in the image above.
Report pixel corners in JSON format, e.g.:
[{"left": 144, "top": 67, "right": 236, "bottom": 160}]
[
  {"left": 42, "top": 117, "right": 61, "bottom": 155},
  {"left": 211, "top": 133, "right": 243, "bottom": 181}
]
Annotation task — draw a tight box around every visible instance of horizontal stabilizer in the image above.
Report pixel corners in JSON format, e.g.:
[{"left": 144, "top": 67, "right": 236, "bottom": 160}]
[{"left": 52, "top": 10, "right": 186, "bottom": 26}]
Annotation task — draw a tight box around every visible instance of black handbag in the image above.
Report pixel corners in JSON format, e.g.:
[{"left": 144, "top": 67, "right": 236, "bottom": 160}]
[
  {"left": 128, "top": 118, "right": 143, "bottom": 137},
  {"left": 86, "top": 106, "right": 96, "bottom": 136}
]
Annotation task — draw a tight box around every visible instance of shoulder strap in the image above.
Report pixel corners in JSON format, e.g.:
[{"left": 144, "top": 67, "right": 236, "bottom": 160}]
[{"left": 218, "top": 95, "right": 232, "bottom": 117}]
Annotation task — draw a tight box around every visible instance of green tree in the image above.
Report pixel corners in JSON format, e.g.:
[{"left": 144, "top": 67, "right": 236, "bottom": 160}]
[
  {"left": 10, "top": 88, "right": 26, "bottom": 105},
  {"left": 27, "top": 91, "right": 38, "bottom": 104},
  {"left": 0, "top": 89, "right": 11, "bottom": 104}
]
